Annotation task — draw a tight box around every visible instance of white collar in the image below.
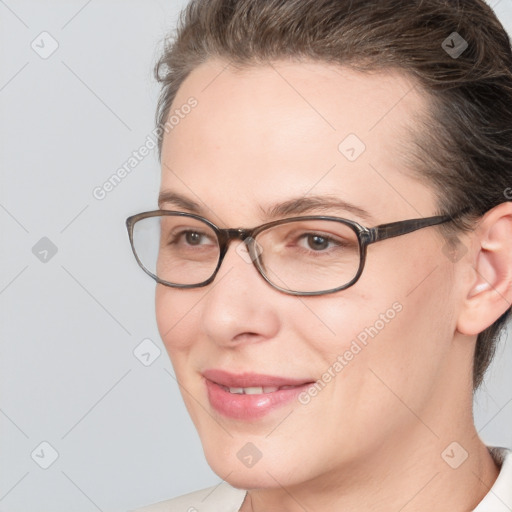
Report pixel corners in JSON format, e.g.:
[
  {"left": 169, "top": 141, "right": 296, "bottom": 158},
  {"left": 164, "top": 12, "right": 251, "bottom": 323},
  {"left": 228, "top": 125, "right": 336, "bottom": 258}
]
[{"left": 473, "top": 446, "right": 512, "bottom": 511}]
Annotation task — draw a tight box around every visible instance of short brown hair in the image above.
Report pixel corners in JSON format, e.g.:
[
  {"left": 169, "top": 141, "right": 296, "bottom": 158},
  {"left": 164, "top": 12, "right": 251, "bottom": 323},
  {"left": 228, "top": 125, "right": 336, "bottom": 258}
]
[{"left": 154, "top": 0, "right": 512, "bottom": 390}]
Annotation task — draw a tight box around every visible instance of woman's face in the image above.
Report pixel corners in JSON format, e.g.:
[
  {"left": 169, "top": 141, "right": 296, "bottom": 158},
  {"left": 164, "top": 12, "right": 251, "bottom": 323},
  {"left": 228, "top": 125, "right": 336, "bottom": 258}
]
[{"left": 155, "top": 58, "right": 462, "bottom": 489}]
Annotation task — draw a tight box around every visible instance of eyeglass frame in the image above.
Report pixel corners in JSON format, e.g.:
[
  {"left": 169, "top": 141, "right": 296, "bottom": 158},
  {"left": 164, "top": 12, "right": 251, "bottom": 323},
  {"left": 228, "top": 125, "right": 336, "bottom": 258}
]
[{"left": 126, "top": 207, "right": 470, "bottom": 296}]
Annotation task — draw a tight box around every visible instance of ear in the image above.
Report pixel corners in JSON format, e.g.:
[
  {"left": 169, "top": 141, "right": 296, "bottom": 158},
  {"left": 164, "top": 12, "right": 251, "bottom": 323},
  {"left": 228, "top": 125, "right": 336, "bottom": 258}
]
[{"left": 456, "top": 202, "right": 512, "bottom": 336}]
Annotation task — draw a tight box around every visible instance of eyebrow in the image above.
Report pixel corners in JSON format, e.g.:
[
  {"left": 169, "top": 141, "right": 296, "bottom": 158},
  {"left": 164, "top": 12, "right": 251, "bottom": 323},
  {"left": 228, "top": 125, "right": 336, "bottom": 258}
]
[{"left": 158, "top": 190, "right": 375, "bottom": 224}]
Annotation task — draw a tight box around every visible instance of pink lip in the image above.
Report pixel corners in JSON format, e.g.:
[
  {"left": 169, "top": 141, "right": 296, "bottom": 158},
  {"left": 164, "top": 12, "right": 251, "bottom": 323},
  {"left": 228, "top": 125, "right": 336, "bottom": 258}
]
[{"left": 202, "top": 369, "right": 314, "bottom": 420}]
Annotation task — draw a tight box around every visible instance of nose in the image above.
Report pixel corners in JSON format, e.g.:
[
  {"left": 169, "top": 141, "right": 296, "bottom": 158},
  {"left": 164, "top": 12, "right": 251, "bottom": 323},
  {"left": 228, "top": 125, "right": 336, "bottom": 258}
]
[{"left": 199, "top": 239, "right": 281, "bottom": 348}]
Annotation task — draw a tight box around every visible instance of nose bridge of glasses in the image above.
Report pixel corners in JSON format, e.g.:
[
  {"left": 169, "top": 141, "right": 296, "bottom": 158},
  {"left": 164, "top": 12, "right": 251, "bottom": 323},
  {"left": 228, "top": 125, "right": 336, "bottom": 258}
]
[
  {"left": 217, "top": 228, "right": 260, "bottom": 264},
  {"left": 220, "top": 228, "right": 253, "bottom": 245}
]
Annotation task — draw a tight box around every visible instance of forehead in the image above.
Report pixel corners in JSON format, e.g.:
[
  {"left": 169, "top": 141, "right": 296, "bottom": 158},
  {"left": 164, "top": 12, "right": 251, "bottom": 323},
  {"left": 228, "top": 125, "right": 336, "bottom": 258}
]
[{"left": 160, "top": 58, "right": 436, "bottom": 225}]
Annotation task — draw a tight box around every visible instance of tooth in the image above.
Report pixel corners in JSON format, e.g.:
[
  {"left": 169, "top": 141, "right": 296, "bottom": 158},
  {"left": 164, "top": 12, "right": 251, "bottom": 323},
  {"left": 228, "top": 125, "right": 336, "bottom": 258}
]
[
  {"left": 244, "top": 386, "right": 263, "bottom": 394},
  {"left": 226, "top": 386, "right": 284, "bottom": 394}
]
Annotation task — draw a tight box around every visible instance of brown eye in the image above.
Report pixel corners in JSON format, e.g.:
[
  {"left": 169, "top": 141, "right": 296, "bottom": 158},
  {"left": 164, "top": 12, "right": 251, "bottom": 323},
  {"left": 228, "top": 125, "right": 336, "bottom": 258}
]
[
  {"left": 185, "top": 231, "right": 204, "bottom": 245},
  {"left": 306, "top": 234, "right": 329, "bottom": 251}
]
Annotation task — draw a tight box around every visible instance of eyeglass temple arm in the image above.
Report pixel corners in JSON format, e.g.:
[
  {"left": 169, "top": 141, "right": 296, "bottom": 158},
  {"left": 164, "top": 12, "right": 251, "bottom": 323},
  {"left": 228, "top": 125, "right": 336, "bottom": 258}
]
[
  {"left": 368, "top": 216, "right": 450, "bottom": 243},
  {"left": 367, "top": 207, "right": 471, "bottom": 244}
]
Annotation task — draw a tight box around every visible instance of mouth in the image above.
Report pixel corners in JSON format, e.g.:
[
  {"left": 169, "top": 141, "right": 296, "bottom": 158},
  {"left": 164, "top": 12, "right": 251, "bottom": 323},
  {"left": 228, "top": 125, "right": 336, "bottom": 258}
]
[{"left": 202, "top": 369, "right": 315, "bottom": 420}]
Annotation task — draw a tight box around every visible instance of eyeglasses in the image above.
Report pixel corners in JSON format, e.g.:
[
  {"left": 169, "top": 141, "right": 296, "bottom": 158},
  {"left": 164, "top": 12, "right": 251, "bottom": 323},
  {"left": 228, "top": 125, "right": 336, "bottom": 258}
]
[{"left": 126, "top": 208, "right": 467, "bottom": 296}]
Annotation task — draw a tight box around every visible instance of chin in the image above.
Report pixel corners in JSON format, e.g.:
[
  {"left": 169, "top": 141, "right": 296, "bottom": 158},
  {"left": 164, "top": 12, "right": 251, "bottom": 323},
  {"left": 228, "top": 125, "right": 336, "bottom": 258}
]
[
  {"left": 203, "top": 443, "right": 306, "bottom": 490},
  {"left": 216, "top": 466, "right": 291, "bottom": 490}
]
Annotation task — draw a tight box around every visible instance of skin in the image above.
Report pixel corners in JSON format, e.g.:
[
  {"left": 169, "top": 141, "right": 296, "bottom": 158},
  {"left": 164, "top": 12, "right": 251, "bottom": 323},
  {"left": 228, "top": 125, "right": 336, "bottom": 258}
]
[{"left": 154, "top": 58, "right": 512, "bottom": 511}]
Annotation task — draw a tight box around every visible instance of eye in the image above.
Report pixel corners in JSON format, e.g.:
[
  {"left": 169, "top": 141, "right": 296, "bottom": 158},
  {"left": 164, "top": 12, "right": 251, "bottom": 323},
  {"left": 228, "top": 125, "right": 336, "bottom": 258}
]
[
  {"left": 184, "top": 231, "right": 206, "bottom": 245},
  {"left": 296, "top": 232, "right": 348, "bottom": 252},
  {"left": 167, "top": 228, "right": 215, "bottom": 248},
  {"left": 303, "top": 234, "right": 332, "bottom": 251}
]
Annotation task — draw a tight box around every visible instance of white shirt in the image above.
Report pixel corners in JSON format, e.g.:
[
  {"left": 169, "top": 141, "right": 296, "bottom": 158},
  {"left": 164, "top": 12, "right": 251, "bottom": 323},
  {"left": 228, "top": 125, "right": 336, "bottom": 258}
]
[{"left": 133, "top": 446, "right": 512, "bottom": 512}]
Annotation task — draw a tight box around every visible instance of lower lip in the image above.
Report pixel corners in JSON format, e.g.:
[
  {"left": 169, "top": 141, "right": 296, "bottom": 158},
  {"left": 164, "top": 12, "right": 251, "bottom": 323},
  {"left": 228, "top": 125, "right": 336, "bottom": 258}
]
[{"left": 205, "top": 379, "right": 312, "bottom": 420}]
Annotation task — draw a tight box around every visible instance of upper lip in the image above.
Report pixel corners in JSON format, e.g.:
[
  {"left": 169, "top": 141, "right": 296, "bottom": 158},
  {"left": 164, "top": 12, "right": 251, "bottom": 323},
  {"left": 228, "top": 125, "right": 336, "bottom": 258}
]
[{"left": 202, "top": 369, "right": 314, "bottom": 388}]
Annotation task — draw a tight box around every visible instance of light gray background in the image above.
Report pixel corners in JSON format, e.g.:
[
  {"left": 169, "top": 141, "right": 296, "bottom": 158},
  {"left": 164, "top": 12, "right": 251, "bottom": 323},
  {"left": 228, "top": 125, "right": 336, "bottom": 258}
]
[{"left": 1, "top": 1, "right": 511, "bottom": 511}]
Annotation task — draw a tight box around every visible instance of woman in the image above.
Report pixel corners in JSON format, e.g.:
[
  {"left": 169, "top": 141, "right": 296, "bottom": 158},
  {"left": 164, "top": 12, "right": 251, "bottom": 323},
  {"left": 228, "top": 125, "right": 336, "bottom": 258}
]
[{"left": 128, "top": 0, "right": 512, "bottom": 510}]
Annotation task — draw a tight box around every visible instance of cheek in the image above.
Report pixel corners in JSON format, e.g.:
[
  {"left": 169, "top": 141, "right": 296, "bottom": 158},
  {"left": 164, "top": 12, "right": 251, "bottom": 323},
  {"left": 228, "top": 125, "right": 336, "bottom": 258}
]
[
  {"left": 295, "top": 270, "right": 454, "bottom": 452},
  {"left": 155, "top": 285, "right": 200, "bottom": 353},
  {"left": 305, "top": 246, "right": 456, "bottom": 398},
  {"left": 296, "top": 288, "right": 404, "bottom": 361},
  {"left": 345, "top": 256, "right": 457, "bottom": 409}
]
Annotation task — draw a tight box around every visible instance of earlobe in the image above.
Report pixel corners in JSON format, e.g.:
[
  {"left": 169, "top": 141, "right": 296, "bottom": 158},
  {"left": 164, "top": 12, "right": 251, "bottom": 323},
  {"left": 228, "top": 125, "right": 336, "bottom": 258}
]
[{"left": 456, "top": 202, "right": 512, "bottom": 336}]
